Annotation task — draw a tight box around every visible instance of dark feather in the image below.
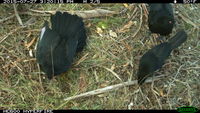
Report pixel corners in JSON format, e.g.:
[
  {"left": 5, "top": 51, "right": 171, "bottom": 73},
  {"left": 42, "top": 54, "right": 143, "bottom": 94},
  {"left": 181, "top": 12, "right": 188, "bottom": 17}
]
[
  {"left": 148, "top": 4, "right": 175, "bottom": 36},
  {"left": 137, "top": 30, "right": 187, "bottom": 85},
  {"left": 36, "top": 11, "right": 87, "bottom": 79}
]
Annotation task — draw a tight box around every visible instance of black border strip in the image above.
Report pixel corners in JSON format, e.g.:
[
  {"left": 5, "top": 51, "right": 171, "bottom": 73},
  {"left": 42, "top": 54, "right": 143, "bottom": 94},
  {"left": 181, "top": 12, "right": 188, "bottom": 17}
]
[
  {"left": 1, "top": 110, "right": 180, "bottom": 113},
  {"left": 1, "top": 0, "right": 198, "bottom": 3}
]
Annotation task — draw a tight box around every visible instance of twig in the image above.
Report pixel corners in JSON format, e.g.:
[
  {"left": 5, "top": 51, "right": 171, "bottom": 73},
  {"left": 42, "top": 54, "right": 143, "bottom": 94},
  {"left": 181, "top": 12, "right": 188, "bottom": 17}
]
[
  {"left": 131, "top": 5, "right": 143, "bottom": 39},
  {"left": 13, "top": 4, "right": 24, "bottom": 26},
  {"left": 63, "top": 75, "right": 166, "bottom": 101},
  {"left": 0, "top": 15, "right": 15, "bottom": 23},
  {"left": 24, "top": 17, "right": 36, "bottom": 26},
  {"left": 23, "top": 58, "right": 36, "bottom": 62},
  {"left": 29, "top": 9, "right": 55, "bottom": 14},
  {"left": 0, "top": 17, "right": 35, "bottom": 44},
  {"left": 74, "top": 53, "right": 89, "bottom": 66},
  {"left": 117, "top": 6, "right": 138, "bottom": 34},
  {"left": 129, "top": 6, "right": 138, "bottom": 21},
  {"left": 25, "top": 37, "right": 37, "bottom": 49},
  {"left": 30, "top": 9, "right": 119, "bottom": 19},
  {"left": 21, "top": 29, "right": 40, "bottom": 33},
  {"left": 0, "top": 26, "right": 24, "bottom": 44},
  {"left": 11, "top": 61, "right": 23, "bottom": 72},
  {"left": 103, "top": 66, "right": 123, "bottom": 82},
  {"left": 118, "top": 5, "right": 143, "bottom": 42},
  {"left": 151, "top": 83, "right": 162, "bottom": 109},
  {"left": 141, "top": 4, "right": 149, "bottom": 19},
  {"left": 178, "top": 13, "right": 199, "bottom": 29},
  {"left": 20, "top": 12, "right": 50, "bottom": 17},
  {"left": 166, "top": 65, "right": 183, "bottom": 109}
]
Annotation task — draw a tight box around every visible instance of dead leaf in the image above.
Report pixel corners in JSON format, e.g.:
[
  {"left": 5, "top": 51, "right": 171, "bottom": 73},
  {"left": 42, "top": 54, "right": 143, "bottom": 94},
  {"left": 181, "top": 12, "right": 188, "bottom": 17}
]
[
  {"left": 92, "top": 54, "right": 98, "bottom": 59},
  {"left": 123, "top": 62, "right": 129, "bottom": 67},
  {"left": 123, "top": 4, "right": 129, "bottom": 8},
  {"left": 109, "top": 30, "right": 117, "bottom": 37},
  {"left": 78, "top": 72, "right": 87, "bottom": 93},
  {"left": 97, "top": 93, "right": 108, "bottom": 98},
  {"left": 159, "top": 89, "right": 164, "bottom": 97},
  {"left": 99, "top": 81, "right": 109, "bottom": 88},
  {"left": 118, "top": 21, "right": 134, "bottom": 33},
  {"left": 86, "top": 23, "right": 91, "bottom": 27},
  {"left": 96, "top": 27, "right": 103, "bottom": 37},
  {"left": 96, "top": 27, "right": 103, "bottom": 34},
  {"left": 111, "top": 64, "right": 115, "bottom": 70},
  {"left": 29, "top": 49, "right": 33, "bottom": 57},
  {"left": 25, "top": 37, "right": 36, "bottom": 49},
  {"left": 122, "top": 41, "right": 132, "bottom": 52}
]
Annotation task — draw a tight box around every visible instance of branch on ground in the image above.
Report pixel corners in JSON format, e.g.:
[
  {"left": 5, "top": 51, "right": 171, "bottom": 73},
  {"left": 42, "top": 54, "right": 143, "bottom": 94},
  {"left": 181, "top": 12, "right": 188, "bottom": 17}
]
[
  {"left": 64, "top": 75, "right": 166, "bottom": 102},
  {"left": 30, "top": 9, "right": 119, "bottom": 19}
]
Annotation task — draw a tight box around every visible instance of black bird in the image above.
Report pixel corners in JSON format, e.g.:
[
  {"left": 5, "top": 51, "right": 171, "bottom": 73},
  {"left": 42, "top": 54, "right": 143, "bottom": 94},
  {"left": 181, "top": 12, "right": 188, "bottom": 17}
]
[
  {"left": 148, "top": 4, "right": 175, "bottom": 36},
  {"left": 36, "top": 11, "right": 87, "bottom": 79},
  {"left": 137, "top": 30, "right": 187, "bottom": 85}
]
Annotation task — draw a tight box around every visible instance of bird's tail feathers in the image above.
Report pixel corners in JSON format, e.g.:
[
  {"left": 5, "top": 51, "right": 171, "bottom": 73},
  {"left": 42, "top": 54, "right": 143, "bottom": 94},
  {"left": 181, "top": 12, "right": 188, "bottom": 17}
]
[
  {"left": 168, "top": 30, "right": 187, "bottom": 50},
  {"left": 50, "top": 11, "right": 84, "bottom": 37}
]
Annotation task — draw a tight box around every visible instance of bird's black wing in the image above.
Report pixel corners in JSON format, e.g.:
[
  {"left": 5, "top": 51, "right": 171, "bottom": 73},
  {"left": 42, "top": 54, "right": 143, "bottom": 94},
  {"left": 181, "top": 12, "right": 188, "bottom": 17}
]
[
  {"left": 36, "top": 25, "right": 61, "bottom": 78},
  {"left": 51, "top": 12, "right": 87, "bottom": 53}
]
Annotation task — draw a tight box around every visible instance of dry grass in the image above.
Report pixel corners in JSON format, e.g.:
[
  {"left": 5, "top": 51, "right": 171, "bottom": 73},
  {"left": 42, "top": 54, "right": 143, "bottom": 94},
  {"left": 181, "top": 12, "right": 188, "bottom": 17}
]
[{"left": 0, "top": 4, "right": 199, "bottom": 109}]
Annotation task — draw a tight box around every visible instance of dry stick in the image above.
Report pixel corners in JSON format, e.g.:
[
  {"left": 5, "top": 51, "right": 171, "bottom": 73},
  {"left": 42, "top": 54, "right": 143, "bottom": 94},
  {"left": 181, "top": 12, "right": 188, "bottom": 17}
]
[
  {"left": 21, "top": 12, "right": 50, "bottom": 17},
  {"left": 37, "top": 63, "right": 45, "bottom": 92},
  {"left": 131, "top": 5, "right": 143, "bottom": 39},
  {"left": 13, "top": 4, "right": 23, "bottom": 26},
  {"left": 0, "top": 15, "right": 15, "bottom": 23},
  {"left": 178, "top": 13, "right": 199, "bottom": 29},
  {"left": 30, "top": 9, "right": 118, "bottom": 19},
  {"left": 0, "top": 17, "right": 35, "bottom": 44},
  {"left": 103, "top": 66, "right": 129, "bottom": 94},
  {"left": 74, "top": 53, "right": 89, "bottom": 66},
  {"left": 120, "top": 5, "right": 138, "bottom": 29},
  {"left": 29, "top": 9, "right": 55, "bottom": 14},
  {"left": 129, "top": 6, "right": 138, "bottom": 21},
  {"left": 103, "top": 67, "right": 123, "bottom": 82},
  {"left": 64, "top": 75, "right": 165, "bottom": 101},
  {"left": 151, "top": 82, "right": 162, "bottom": 109},
  {"left": 119, "top": 5, "right": 142, "bottom": 42},
  {"left": 25, "top": 37, "right": 37, "bottom": 49},
  {"left": 141, "top": 4, "right": 149, "bottom": 19},
  {"left": 0, "top": 26, "right": 24, "bottom": 44},
  {"left": 166, "top": 65, "right": 183, "bottom": 109}
]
